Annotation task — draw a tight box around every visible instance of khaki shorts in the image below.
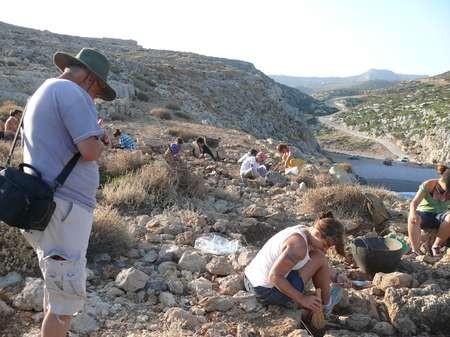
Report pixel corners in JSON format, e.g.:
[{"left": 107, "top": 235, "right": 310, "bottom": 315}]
[{"left": 22, "top": 197, "right": 93, "bottom": 316}]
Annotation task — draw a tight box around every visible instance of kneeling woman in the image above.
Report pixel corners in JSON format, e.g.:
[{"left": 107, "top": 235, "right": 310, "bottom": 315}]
[
  {"left": 244, "top": 213, "right": 350, "bottom": 313},
  {"left": 408, "top": 165, "right": 450, "bottom": 256}
]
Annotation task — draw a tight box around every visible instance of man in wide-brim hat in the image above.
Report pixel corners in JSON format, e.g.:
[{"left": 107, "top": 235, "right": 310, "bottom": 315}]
[{"left": 21, "top": 48, "right": 115, "bottom": 337}]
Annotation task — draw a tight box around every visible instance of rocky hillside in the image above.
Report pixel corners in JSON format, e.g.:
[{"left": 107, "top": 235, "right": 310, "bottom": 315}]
[
  {"left": 336, "top": 73, "right": 450, "bottom": 163},
  {"left": 0, "top": 21, "right": 334, "bottom": 153},
  {"left": 1, "top": 116, "right": 450, "bottom": 337}
]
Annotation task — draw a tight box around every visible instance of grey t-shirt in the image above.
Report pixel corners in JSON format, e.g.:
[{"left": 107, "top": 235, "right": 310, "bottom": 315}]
[{"left": 23, "top": 78, "right": 104, "bottom": 211}]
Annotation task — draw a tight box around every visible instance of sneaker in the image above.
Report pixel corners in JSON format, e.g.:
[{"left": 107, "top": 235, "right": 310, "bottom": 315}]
[{"left": 323, "top": 285, "right": 343, "bottom": 315}]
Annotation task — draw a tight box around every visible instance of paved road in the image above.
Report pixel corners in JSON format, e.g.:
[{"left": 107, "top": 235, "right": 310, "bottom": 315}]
[
  {"left": 328, "top": 152, "right": 437, "bottom": 192},
  {"left": 319, "top": 99, "right": 408, "bottom": 159}
]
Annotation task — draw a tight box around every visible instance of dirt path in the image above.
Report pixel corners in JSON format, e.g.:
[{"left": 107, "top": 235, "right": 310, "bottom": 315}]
[{"left": 319, "top": 98, "right": 408, "bottom": 159}]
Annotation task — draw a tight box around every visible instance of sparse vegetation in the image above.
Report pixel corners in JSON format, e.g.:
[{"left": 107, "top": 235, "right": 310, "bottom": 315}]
[
  {"left": 300, "top": 184, "right": 372, "bottom": 223},
  {"left": 0, "top": 100, "right": 20, "bottom": 119},
  {"left": 167, "top": 127, "right": 197, "bottom": 142},
  {"left": 151, "top": 107, "right": 172, "bottom": 120},
  {"left": 102, "top": 160, "right": 205, "bottom": 211},
  {"left": 88, "top": 204, "right": 133, "bottom": 259},
  {"left": 173, "top": 111, "right": 192, "bottom": 120},
  {"left": 99, "top": 150, "right": 149, "bottom": 178},
  {"left": 165, "top": 102, "right": 181, "bottom": 110}
]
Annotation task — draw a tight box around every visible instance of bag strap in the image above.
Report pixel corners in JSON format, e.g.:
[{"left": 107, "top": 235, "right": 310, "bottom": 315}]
[
  {"left": 54, "top": 152, "right": 81, "bottom": 190},
  {"left": 5, "top": 105, "right": 27, "bottom": 166}
]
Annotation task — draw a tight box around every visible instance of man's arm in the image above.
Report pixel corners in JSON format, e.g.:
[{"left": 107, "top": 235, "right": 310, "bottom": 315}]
[{"left": 77, "top": 136, "right": 104, "bottom": 161}]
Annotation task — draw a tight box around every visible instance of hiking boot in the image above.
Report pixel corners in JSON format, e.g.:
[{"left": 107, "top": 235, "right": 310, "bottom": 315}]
[{"left": 323, "top": 285, "right": 343, "bottom": 316}]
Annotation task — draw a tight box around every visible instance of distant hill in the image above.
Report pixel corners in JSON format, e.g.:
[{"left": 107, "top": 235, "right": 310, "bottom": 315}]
[
  {"left": 271, "top": 69, "right": 427, "bottom": 93},
  {"left": 335, "top": 71, "right": 450, "bottom": 163}
]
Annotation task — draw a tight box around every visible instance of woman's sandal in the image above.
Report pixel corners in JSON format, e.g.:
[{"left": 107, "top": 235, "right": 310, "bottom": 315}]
[{"left": 431, "top": 246, "right": 445, "bottom": 257}]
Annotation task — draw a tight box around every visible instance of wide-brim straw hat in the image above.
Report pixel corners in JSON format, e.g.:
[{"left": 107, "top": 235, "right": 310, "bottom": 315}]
[{"left": 54, "top": 48, "right": 116, "bottom": 101}]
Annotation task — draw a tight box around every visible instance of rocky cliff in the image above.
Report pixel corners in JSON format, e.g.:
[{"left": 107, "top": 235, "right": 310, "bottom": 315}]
[
  {"left": 336, "top": 73, "right": 450, "bottom": 164},
  {"left": 0, "top": 21, "right": 333, "bottom": 153}
]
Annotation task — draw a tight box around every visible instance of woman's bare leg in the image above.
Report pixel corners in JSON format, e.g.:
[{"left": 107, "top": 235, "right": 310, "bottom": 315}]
[
  {"left": 433, "top": 214, "right": 450, "bottom": 252},
  {"left": 408, "top": 212, "right": 422, "bottom": 253}
]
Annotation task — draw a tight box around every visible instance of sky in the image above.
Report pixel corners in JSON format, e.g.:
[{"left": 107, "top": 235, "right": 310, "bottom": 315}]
[{"left": 1, "top": 0, "right": 449, "bottom": 77}]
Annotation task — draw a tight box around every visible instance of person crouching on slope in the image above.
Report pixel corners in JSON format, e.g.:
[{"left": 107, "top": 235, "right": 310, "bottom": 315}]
[
  {"left": 240, "top": 151, "right": 268, "bottom": 179},
  {"left": 244, "top": 212, "right": 351, "bottom": 315}
]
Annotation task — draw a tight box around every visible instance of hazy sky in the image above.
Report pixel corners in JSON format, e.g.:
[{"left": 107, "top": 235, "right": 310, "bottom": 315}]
[{"left": 1, "top": 0, "right": 449, "bottom": 77}]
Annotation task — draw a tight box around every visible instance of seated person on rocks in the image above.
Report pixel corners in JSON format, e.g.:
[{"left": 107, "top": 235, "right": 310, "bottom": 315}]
[
  {"left": 275, "top": 144, "right": 305, "bottom": 174},
  {"left": 240, "top": 152, "right": 268, "bottom": 179},
  {"left": 238, "top": 149, "right": 258, "bottom": 164},
  {"left": 166, "top": 137, "right": 184, "bottom": 157},
  {"left": 4, "top": 108, "right": 22, "bottom": 140},
  {"left": 192, "top": 137, "right": 217, "bottom": 161},
  {"left": 113, "top": 128, "right": 136, "bottom": 150},
  {"left": 244, "top": 212, "right": 351, "bottom": 315},
  {"left": 408, "top": 165, "right": 450, "bottom": 257}
]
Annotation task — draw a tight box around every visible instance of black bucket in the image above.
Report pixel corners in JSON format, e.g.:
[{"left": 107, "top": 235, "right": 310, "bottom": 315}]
[{"left": 351, "top": 236, "right": 403, "bottom": 274}]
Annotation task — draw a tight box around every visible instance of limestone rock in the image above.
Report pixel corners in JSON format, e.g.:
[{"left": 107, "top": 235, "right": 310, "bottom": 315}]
[
  {"left": 341, "top": 313, "right": 372, "bottom": 331},
  {"left": 200, "top": 295, "right": 234, "bottom": 312},
  {"left": 164, "top": 307, "right": 205, "bottom": 330},
  {"left": 0, "top": 271, "right": 23, "bottom": 289},
  {"left": 167, "top": 278, "right": 184, "bottom": 295},
  {"left": 115, "top": 267, "right": 150, "bottom": 292},
  {"left": 218, "top": 274, "right": 244, "bottom": 295},
  {"left": 243, "top": 204, "right": 268, "bottom": 218},
  {"left": 206, "top": 256, "right": 233, "bottom": 276},
  {"left": 232, "top": 290, "right": 259, "bottom": 312},
  {"left": 159, "top": 291, "right": 177, "bottom": 307},
  {"left": 287, "top": 330, "right": 310, "bottom": 337},
  {"left": 384, "top": 286, "right": 450, "bottom": 335},
  {"left": 336, "top": 289, "right": 379, "bottom": 319},
  {"left": 329, "top": 165, "right": 358, "bottom": 184},
  {"left": 0, "top": 299, "right": 14, "bottom": 316},
  {"left": 189, "top": 277, "right": 212, "bottom": 298},
  {"left": 13, "top": 277, "right": 44, "bottom": 311},
  {"left": 324, "top": 331, "right": 379, "bottom": 337},
  {"left": 372, "top": 321, "right": 395, "bottom": 336},
  {"left": 178, "top": 251, "right": 207, "bottom": 273},
  {"left": 373, "top": 272, "right": 413, "bottom": 290}
]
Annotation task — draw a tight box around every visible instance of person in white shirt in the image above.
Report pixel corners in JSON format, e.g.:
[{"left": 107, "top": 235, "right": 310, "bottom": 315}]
[
  {"left": 240, "top": 152, "right": 267, "bottom": 179},
  {"left": 238, "top": 149, "right": 258, "bottom": 164},
  {"left": 244, "top": 212, "right": 351, "bottom": 315}
]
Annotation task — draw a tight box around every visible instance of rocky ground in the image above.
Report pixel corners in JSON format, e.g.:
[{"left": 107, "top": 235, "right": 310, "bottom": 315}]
[{"left": 1, "top": 117, "right": 449, "bottom": 337}]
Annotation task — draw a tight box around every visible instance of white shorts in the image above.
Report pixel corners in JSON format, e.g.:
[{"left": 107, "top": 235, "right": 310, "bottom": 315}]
[{"left": 22, "top": 197, "right": 93, "bottom": 316}]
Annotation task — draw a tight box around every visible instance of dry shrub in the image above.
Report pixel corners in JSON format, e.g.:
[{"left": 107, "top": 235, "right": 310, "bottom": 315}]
[
  {"left": 300, "top": 184, "right": 371, "bottom": 222},
  {"left": 0, "top": 223, "right": 40, "bottom": 276},
  {"left": 88, "top": 204, "right": 133, "bottom": 259},
  {"left": 336, "top": 162, "right": 353, "bottom": 173},
  {"left": 0, "top": 100, "right": 21, "bottom": 119},
  {"left": 167, "top": 127, "right": 197, "bottom": 142},
  {"left": 296, "top": 172, "right": 316, "bottom": 188},
  {"left": 173, "top": 111, "right": 192, "bottom": 120},
  {"left": 151, "top": 107, "right": 172, "bottom": 120},
  {"left": 0, "top": 140, "right": 22, "bottom": 166},
  {"left": 165, "top": 102, "right": 181, "bottom": 110},
  {"left": 315, "top": 172, "right": 336, "bottom": 187},
  {"left": 99, "top": 150, "right": 148, "bottom": 177},
  {"left": 365, "top": 185, "right": 399, "bottom": 204},
  {"left": 102, "top": 160, "right": 205, "bottom": 211}
]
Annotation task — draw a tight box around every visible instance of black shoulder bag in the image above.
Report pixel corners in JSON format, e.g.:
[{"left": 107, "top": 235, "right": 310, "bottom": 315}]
[{"left": 0, "top": 107, "right": 80, "bottom": 231}]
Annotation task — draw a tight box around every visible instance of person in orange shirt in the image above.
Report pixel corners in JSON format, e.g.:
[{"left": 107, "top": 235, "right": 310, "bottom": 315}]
[{"left": 4, "top": 108, "right": 22, "bottom": 139}]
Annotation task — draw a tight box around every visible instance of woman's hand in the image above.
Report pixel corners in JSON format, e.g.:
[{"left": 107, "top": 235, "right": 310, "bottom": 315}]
[
  {"left": 408, "top": 212, "right": 419, "bottom": 225},
  {"left": 298, "top": 294, "right": 322, "bottom": 312}
]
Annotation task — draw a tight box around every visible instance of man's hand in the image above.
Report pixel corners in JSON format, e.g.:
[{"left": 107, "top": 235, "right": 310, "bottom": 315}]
[
  {"left": 298, "top": 294, "right": 322, "bottom": 312},
  {"left": 100, "top": 132, "right": 110, "bottom": 146}
]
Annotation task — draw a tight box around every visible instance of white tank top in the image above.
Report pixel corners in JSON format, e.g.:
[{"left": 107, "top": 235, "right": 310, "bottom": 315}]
[{"left": 244, "top": 225, "right": 310, "bottom": 288}]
